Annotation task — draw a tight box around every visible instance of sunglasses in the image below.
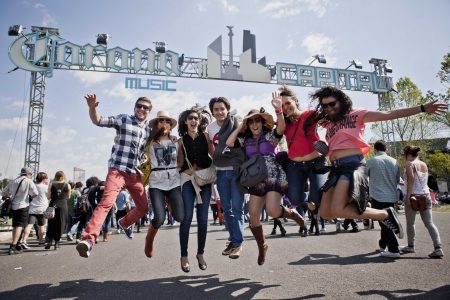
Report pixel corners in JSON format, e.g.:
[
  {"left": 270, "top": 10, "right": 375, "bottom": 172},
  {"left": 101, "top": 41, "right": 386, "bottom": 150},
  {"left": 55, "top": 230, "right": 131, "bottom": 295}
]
[
  {"left": 187, "top": 115, "right": 199, "bottom": 121},
  {"left": 135, "top": 104, "right": 150, "bottom": 110},
  {"left": 158, "top": 118, "right": 172, "bottom": 123},
  {"left": 247, "top": 117, "right": 262, "bottom": 125},
  {"left": 320, "top": 100, "right": 338, "bottom": 109}
]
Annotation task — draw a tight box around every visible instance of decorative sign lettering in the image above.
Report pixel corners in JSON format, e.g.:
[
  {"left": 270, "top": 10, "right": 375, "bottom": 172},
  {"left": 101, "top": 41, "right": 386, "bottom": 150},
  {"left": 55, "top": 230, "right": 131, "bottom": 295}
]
[
  {"left": 125, "top": 78, "right": 176, "bottom": 91},
  {"left": 8, "top": 28, "right": 392, "bottom": 93}
]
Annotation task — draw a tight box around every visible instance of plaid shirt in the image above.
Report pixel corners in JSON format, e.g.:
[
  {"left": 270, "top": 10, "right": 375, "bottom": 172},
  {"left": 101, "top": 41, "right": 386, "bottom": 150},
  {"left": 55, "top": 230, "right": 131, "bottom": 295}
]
[{"left": 98, "top": 114, "right": 151, "bottom": 174}]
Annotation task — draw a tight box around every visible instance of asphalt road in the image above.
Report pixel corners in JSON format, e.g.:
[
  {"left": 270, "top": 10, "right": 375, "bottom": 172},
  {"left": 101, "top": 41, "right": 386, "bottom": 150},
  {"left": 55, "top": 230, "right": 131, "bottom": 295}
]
[{"left": 0, "top": 212, "right": 449, "bottom": 299}]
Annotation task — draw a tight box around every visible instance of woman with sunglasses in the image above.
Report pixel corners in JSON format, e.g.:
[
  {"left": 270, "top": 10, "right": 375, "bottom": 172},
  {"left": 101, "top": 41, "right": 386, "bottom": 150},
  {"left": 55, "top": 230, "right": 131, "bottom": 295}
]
[
  {"left": 144, "top": 111, "right": 184, "bottom": 258},
  {"left": 311, "top": 86, "right": 447, "bottom": 243},
  {"left": 279, "top": 85, "right": 328, "bottom": 237},
  {"left": 177, "top": 105, "right": 214, "bottom": 272},
  {"left": 225, "top": 94, "right": 305, "bottom": 265}
]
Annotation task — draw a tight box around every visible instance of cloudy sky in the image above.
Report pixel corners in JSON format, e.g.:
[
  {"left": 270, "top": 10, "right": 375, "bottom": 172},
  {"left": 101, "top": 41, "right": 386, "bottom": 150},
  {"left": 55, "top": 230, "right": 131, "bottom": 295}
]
[{"left": 0, "top": 0, "right": 449, "bottom": 180}]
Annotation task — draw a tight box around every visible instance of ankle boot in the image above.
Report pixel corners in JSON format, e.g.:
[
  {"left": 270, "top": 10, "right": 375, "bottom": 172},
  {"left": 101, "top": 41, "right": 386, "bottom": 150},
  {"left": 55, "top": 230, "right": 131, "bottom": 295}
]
[
  {"left": 249, "top": 225, "right": 268, "bottom": 265},
  {"left": 280, "top": 206, "right": 305, "bottom": 227},
  {"left": 145, "top": 224, "right": 158, "bottom": 257},
  {"left": 280, "top": 225, "right": 287, "bottom": 237},
  {"left": 103, "top": 232, "right": 110, "bottom": 242}
]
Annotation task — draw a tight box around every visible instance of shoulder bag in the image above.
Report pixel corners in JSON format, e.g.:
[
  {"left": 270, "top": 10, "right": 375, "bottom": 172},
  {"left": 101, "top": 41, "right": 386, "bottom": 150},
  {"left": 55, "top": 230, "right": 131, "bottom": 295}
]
[
  {"left": 1, "top": 178, "right": 26, "bottom": 217},
  {"left": 182, "top": 137, "right": 216, "bottom": 186},
  {"left": 238, "top": 136, "right": 268, "bottom": 188}
]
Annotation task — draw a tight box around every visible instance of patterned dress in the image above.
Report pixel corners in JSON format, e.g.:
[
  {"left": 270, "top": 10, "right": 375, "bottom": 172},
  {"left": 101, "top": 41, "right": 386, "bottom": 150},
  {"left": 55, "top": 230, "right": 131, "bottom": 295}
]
[{"left": 243, "top": 130, "right": 288, "bottom": 197}]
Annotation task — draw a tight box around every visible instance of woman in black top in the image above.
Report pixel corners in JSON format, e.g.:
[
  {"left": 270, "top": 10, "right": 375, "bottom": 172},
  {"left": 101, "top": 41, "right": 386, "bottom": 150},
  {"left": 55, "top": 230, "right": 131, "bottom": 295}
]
[
  {"left": 46, "top": 171, "right": 71, "bottom": 250},
  {"left": 177, "top": 105, "right": 214, "bottom": 272}
]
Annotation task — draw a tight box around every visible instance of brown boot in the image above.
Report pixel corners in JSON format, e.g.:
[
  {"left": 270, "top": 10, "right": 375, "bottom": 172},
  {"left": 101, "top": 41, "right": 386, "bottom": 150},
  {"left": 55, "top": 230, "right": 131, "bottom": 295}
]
[
  {"left": 103, "top": 232, "right": 110, "bottom": 242},
  {"left": 145, "top": 224, "right": 158, "bottom": 257},
  {"left": 281, "top": 206, "right": 305, "bottom": 227},
  {"left": 249, "top": 225, "right": 268, "bottom": 265}
]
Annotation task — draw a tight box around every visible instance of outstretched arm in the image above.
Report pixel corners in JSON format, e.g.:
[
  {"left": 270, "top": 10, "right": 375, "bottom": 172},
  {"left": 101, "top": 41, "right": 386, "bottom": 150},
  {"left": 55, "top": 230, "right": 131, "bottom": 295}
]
[
  {"left": 84, "top": 94, "right": 101, "bottom": 125},
  {"left": 363, "top": 100, "right": 448, "bottom": 123}
]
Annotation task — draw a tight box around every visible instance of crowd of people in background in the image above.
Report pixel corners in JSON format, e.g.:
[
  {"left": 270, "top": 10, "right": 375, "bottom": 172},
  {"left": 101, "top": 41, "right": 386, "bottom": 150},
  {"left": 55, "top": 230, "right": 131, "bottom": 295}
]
[{"left": 1, "top": 85, "right": 447, "bottom": 267}]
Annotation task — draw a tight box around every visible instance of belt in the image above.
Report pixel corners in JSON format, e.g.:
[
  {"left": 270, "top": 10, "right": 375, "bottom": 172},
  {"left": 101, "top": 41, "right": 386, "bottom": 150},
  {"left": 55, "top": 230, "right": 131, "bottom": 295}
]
[{"left": 152, "top": 167, "right": 176, "bottom": 172}]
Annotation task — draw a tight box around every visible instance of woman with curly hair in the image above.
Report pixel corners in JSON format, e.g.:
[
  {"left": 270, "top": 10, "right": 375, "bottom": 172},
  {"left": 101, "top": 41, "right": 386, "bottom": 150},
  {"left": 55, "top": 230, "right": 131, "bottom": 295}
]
[
  {"left": 311, "top": 86, "right": 447, "bottom": 250},
  {"left": 226, "top": 93, "right": 305, "bottom": 265},
  {"left": 177, "top": 105, "right": 215, "bottom": 272}
]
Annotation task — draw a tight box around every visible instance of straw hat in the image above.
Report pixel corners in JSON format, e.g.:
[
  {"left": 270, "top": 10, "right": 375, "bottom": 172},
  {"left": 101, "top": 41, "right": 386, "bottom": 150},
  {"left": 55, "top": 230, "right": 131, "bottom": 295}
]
[
  {"left": 241, "top": 108, "right": 275, "bottom": 133},
  {"left": 149, "top": 110, "right": 177, "bottom": 129}
]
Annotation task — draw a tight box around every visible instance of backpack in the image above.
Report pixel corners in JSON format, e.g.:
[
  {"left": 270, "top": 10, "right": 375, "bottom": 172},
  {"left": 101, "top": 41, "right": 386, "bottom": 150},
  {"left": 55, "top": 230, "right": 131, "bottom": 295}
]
[{"left": 74, "top": 190, "right": 90, "bottom": 214}]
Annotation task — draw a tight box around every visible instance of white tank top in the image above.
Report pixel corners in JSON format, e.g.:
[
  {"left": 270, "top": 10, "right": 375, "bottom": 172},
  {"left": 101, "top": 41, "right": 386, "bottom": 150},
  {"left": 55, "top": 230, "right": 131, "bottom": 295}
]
[{"left": 405, "top": 164, "right": 429, "bottom": 195}]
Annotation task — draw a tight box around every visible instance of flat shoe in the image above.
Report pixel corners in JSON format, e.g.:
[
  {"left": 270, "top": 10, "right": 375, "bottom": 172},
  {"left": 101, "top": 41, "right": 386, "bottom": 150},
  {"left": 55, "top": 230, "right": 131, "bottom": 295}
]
[
  {"left": 180, "top": 258, "right": 190, "bottom": 273},
  {"left": 196, "top": 254, "right": 207, "bottom": 270}
]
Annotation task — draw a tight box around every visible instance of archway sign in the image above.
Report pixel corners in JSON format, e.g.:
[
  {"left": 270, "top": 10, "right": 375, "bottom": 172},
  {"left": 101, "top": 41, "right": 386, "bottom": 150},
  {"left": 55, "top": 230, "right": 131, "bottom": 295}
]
[{"left": 7, "top": 25, "right": 394, "bottom": 175}]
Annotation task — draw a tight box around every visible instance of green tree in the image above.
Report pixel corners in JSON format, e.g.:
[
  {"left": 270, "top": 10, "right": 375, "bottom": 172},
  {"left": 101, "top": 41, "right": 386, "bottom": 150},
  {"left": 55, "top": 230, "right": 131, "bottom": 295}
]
[
  {"left": 371, "top": 77, "right": 437, "bottom": 142},
  {"left": 427, "top": 151, "right": 450, "bottom": 179},
  {"left": 426, "top": 53, "right": 450, "bottom": 130}
]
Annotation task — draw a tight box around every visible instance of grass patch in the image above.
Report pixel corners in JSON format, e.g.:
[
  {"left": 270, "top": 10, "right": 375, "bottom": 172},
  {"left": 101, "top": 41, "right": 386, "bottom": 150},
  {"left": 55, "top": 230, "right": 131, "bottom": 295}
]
[{"left": 433, "top": 204, "right": 450, "bottom": 212}]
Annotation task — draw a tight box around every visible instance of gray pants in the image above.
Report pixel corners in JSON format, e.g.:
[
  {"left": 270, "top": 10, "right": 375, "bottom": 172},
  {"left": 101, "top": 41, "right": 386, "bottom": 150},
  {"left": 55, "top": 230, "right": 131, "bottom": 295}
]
[{"left": 405, "top": 195, "right": 441, "bottom": 249}]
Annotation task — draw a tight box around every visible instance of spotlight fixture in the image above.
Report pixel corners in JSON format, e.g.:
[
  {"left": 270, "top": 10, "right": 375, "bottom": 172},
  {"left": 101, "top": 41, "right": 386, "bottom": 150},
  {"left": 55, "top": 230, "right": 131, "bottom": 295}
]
[
  {"left": 308, "top": 54, "right": 326, "bottom": 65},
  {"left": 96, "top": 34, "right": 111, "bottom": 46},
  {"left": 345, "top": 59, "right": 363, "bottom": 70},
  {"left": 8, "top": 25, "right": 25, "bottom": 36},
  {"left": 154, "top": 41, "right": 167, "bottom": 54}
]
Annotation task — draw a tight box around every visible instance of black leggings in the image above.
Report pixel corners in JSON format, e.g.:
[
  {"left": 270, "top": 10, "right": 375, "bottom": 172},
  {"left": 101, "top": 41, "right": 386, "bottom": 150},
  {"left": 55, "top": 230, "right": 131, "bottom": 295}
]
[{"left": 149, "top": 187, "right": 184, "bottom": 229}]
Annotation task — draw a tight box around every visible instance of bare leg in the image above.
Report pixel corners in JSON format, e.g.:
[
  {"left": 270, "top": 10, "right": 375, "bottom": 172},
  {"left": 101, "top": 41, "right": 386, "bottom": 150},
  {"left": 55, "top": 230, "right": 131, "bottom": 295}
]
[
  {"left": 21, "top": 224, "right": 33, "bottom": 243},
  {"left": 265, "top": 191, "right": 283, "bottom": 218},
  {"left": 248, "top": 195, "right": 266, "bottom": 227}
]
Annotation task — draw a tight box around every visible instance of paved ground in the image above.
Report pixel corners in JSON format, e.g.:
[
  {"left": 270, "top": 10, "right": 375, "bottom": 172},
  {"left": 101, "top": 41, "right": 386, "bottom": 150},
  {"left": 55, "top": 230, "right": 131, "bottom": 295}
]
[{"left": 0, "top": 212, "right": 449, "bottom": 299}]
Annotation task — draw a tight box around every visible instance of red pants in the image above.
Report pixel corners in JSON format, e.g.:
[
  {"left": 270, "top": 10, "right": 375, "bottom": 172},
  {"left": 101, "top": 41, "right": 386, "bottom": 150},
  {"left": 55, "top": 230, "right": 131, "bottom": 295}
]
[{"left": 82, "top": 168, "right": 148, "bottom": 245}]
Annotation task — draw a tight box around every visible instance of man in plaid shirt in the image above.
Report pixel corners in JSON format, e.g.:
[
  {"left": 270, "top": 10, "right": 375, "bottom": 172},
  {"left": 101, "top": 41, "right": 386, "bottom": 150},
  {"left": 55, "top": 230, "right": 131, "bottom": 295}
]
[{"left": 76, "top": 94, "right": 152, "bottom": 258}]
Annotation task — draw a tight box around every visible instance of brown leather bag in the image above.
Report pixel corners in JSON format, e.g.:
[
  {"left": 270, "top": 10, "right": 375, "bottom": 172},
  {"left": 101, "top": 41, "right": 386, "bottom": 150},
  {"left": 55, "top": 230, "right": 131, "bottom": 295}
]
[{"left": 410, "top": 194, "right": 429, "bottom": 211}]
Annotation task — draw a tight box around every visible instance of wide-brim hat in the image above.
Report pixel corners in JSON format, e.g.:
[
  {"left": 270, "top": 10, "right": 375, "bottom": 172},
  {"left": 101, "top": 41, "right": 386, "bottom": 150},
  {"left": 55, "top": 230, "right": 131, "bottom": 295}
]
[
  {"left": 241, "top": 108, "right": 275, "bottom": 133},
  {"left": 149, "top": 110, "right": 177, "bottom": 129}
]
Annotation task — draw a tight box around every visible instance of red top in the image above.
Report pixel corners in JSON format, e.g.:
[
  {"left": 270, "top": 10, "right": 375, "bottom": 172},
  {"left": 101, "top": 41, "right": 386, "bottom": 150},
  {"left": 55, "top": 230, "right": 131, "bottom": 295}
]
[{"left": 285, "top": 110, "right": 320, "bottom": 159}]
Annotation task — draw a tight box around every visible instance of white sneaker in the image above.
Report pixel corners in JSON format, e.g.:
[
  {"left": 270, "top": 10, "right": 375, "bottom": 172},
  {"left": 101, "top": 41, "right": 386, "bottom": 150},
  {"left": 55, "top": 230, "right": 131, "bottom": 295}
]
[
  {"left": 375, "top": 247, "right": 386, "bottom": 253},
  {"left": 380, "top": 250, "right": 401, "bottom": 258},
  {"left": 400, "top": 246, "right": 415, "bottom": 253},
  {"left": 76, "top": 240, "right": 92, "bottom": 258}
]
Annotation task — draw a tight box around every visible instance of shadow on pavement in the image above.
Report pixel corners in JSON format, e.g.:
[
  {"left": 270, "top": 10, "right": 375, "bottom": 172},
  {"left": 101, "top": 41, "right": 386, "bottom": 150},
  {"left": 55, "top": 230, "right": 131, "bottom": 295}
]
[
  {"left": 356, "top": 285, "right": 450, "bottom": 299},
  {"left": 288, "top": 252, "right": 427, "bottom": 266},
  {"left": 0, "top": 274, "right": 280, "bottom": 300}
]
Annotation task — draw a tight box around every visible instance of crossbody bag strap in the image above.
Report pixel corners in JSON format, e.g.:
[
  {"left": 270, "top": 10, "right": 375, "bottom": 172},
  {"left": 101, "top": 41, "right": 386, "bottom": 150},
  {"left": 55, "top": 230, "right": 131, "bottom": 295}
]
[
  {"left": 181, "top": 137, "right": 194, "bottom": 169},
  {"left": 288, "top": 118, "right": 301, "bottom": 148},
  {"left": 11, "top": 178, "right": 26, "bottom": 202}
]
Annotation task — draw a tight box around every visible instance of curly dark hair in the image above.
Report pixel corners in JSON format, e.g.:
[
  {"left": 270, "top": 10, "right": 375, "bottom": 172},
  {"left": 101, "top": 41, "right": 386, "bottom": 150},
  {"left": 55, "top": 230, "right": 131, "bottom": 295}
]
[
  {"left": 208, "top": 97, "right": 231, "bottom": 114},
  {"left": 279, "top": 84, "right": 319, "bottom": 136},
  {"left": 178, "top": 104, "right": 211, "bottom": 137},
  {"left": 86, "top": 176, "right": 100, "bottom": 188},
  {"left": 310, "top": 86, "right": 353, "bottom": 122}
]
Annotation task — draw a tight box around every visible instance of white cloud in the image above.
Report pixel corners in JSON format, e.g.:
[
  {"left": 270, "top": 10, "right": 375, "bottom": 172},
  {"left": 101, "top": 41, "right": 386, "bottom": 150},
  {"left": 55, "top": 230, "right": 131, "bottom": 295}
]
[
  {"left": 73, "top": 71, "right": 112, "bottom": 87},
  {"left": 103, "top": 82, "right": 142, "bottom": 103},
  {"left": 197, "top": 2, "right": 206, "bottom": 11},
  {"left": 301, "top": 32, "right": 337, "bottom": 66},
  {"left": 221, "top": 0, "right": 239, "bottom": 13},
  {"left": 0, "top": 117, "right": 27, "bottom": 132},
  {"left": 34, "top": 3, "right": 58, "bottom": 27},
  {"left": 259, "top": 0, "right": 330, "bottom": 18}
]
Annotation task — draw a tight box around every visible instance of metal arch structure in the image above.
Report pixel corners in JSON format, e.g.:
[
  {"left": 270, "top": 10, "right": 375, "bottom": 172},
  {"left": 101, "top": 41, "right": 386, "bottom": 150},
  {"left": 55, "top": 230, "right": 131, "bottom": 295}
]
[{"left": 8, "top": 26, "right": 395, "bottom": 177}]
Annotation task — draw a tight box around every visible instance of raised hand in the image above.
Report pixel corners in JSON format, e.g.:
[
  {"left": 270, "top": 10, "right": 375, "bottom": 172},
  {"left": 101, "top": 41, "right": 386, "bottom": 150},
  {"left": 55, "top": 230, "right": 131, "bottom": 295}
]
[
  {"left": 271, "top": 91, "right": 282, "bottom": 111},
  {"left": 423, "top": 100, "right": 448, "bottom": 115},
  {"left": 84, "top": 94, "right": 99, "bottom": 108}
]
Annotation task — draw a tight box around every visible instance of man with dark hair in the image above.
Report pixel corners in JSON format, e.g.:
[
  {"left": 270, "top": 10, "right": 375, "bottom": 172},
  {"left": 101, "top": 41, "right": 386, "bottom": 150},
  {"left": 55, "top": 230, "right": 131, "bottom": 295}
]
[
  {"left": 76, "top": 94, "right": 152, "bottom": 258},
  {"left": 3, "top": 167, "right": 38, "bottom": 254},
  {"left": 367, "top": 140, "right": 401, "bottom": 258}
]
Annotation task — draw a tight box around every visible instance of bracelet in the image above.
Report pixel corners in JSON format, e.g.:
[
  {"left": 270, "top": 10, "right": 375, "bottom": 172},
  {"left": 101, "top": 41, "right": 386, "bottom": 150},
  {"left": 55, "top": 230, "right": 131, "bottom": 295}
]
[
  {"left": 275, "top": 108, "right": 282, "bottom": 114},
  {"left": 420, "top": 104, "right": 425, "bottom": 113}
]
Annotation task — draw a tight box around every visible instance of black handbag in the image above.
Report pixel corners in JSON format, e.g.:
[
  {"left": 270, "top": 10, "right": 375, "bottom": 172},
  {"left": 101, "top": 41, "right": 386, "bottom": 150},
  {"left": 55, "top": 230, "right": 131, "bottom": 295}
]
[
  {"left": 1, "top": 178, "right": 26, "bottom": 217},
  {"left": 238, "top": 137, "right": 268, "bottom": 188}
]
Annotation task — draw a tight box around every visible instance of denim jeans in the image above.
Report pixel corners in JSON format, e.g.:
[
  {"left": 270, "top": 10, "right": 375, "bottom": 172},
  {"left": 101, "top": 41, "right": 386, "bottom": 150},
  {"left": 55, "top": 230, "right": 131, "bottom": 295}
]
[
  {"left": 83, "top": 168, "right": 148, "bottom": 245},
  {"left": 404, "top": 195, "right": 441, "bottom": 249},
  {"left": 216, "top": 170, "right": 244, "bottom": 247},
  {"left": 102, "top": 208, "right": 113, "bottom": 233},
  {"left": 287, "top": 156, "right": 327, "bottom": 230},
  {"left": 179, "top": 181, "right": 211, "bottom": 257},
  {"left": 371, "top": 199, "right": 399, "bottom": 253},
  {"left": 149, "top": 186, "right": 184, "bottom": 229}
]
